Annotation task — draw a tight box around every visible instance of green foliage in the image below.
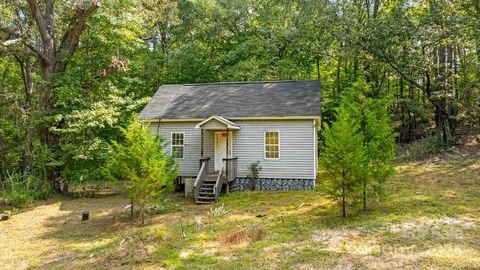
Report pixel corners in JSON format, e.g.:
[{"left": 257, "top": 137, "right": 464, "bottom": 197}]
[
  {"left": 0, "top": 0, "right": 479, "bottom": 205},
  {"left": 247, "top": 161, "right": 262, "bottom": 180},
  {"left": 342, "top": 79, "right": 397, "bottom": 208},
  {"left": 103, "top": 119, "right": 178, "bottom": 224},
  {"left": 394, "top": 98, "right": 432, "bottom": 142},
  {"left": 1, "top": 173, "right": 51, "bottom": 206},
  {"left": 321, "top": 78, "right": 396, "bottom": 216},
  {"left": 401, "top": 134, "right": 451, "bottom": 161},
  {"left": 247, "top": 161, "right": 262, "bottom": 191},
  {"left": 31, "top": 140, "right": 57, "bottom": 182},
  {"left": 321, "top": 104, "right": 365, "bottom": 217}
]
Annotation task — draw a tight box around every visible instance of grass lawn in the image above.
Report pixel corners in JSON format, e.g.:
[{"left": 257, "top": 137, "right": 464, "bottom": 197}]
[{"left": 1, "top": 155, "right": 479, "bottom": 269}]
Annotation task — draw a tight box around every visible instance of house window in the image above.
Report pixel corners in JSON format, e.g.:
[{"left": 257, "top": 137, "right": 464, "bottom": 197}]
[
  {"left": 264, "top": 131, "right": 280, "bottom": 159},
  {"left": 171, "top": 132, "right": 184, "bottom": 159}
]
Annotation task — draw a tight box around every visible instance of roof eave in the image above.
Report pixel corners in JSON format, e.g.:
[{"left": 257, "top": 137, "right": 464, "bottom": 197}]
[{"left": 138, "top": 115, "right": 320, "bottom": 123}]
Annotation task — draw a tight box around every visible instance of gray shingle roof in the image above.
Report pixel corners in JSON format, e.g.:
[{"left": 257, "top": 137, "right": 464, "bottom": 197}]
[{"left": 138, "top": 80, "right": 320, "bottom": 120}]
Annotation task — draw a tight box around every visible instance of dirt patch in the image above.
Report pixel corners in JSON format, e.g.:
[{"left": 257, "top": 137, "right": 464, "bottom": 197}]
[
  {"left": 312, "top": 216, "right": 480, "bottom": 269},
  {"left": 0, "top": 195, "right": 130, "bottom": 270},
  {"left": 313, "top": 228, "right": 377, "bottom": 255}
]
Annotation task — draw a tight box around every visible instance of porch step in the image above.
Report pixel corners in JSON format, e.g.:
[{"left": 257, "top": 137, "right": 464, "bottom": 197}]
[
  {"left": 197, "top": 196, "right": 216, "bottom": 201},
  {"left": 194, "top": 169, "right": 226, "bottom": 204},
  {"left": 196, "top": 200, "right": 215, "bottom": 204}
]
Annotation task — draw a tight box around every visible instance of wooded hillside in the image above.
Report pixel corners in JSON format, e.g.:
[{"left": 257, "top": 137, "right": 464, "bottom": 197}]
[{"left": 1, "top": 0, "right": 479, "bottom": 196}]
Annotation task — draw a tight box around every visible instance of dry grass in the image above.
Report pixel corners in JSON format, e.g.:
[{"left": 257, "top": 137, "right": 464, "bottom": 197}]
[
  {"left": 0, "top": 152, "right": 479, "bottom": 269},
  {"left": 221, "top": 226, "right": 264, "bottom": 245}
]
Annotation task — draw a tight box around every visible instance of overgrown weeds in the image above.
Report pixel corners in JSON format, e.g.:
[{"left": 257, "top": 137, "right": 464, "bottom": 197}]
[
  {"left": 0, "top": 173, "right": 50, "bottom": 206},
  {"left": 399, "top": 134, "right": 454, "bottom": 161},
  {"left": 208, "top": 203, "right": 230, "bottom": 219}
]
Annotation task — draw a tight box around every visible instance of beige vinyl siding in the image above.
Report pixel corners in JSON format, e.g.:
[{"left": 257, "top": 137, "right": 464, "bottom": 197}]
[{"left": 148, "top": 119, "right": 317, "bottom": 180}]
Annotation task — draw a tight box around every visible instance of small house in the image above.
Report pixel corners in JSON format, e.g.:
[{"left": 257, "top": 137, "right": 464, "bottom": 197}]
[{"left": 138, "top": 80, "right": 321, "bottom": 203}]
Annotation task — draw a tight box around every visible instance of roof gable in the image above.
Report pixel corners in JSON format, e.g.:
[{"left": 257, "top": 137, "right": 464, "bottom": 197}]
[
  {"left": 138, "top": 80, "right": 320, "bottom": 120},
  {"left": 195, "top": 116, "right": 240, "bottom": 130}
]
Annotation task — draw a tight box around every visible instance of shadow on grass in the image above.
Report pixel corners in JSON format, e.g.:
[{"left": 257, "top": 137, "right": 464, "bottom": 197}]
[{"left": 30, "top": 157, "right": 480, "bottom": 269}]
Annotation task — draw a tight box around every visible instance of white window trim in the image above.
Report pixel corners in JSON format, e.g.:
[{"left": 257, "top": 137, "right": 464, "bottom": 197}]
[
  {"left": 170, "top": 132, "right": 185, "bottom": 159},
  {"left": 264, "top": 130, "right": 280, "bottom": 160}
]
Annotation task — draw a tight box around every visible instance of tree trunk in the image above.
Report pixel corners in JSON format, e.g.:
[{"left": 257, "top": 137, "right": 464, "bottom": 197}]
[
  {"left": 363, "top": 179, "right": 367, "bottom": 211},
  {"left": 140, "top": 203, "right": 145, "bottom": 225},
  {"left": 432, "top": 98, "right": 455, "bottom": 145},
  {"left": 336, "top": 42, "right": 343, "bottom": 99},
  {"left": 317, "top": 57, "right": 322, "bottom": 122},
  {"left": 23, "top": 0, "right": 100, "bottom": 192},
  {"left": 342, "top": 170, "right": 346, "bottom": 218},
  {"left": 373, "top": 0, "right": 380, "bottom": 18},
  {"left": 16, "top": 55, "right": 34, "bottom": 173},
  {"left": 0, "top": 137, "right": 7, "bottom": 182},
  {"left": 62, "top": 180, "right": 69, "bottom": 194},
  {"left": 130, "top": 200, "right": 134, "bottom": 218}
]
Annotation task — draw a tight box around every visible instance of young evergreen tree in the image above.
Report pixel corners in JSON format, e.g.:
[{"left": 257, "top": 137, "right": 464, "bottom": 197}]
[
  {"left": 104, "top": 120, "right": 178, "bottom": 224},
  {"left": 321, "top": 105, "right": 365, "bottom": 218},
  {"left": 343, "top": 79, "right": 397, "bottom": 211}
]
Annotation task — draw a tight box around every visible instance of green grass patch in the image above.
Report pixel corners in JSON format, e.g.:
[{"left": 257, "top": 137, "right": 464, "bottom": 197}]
[{"left": 1, "top": 156, "right": 479, "bottom": 269}]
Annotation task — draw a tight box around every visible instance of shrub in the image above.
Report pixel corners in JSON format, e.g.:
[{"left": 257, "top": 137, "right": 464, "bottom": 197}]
[
  {"left": 247, "top": 161, "right": 262, "bottom": 191},
  {"left": 1, "top": 173, "right": 50, "bottom": 206},
  {"left": 103, "top": 119, "right": 178, "bottom": 224},
  {"left": 401, "top": 134, "right": 450, "bottom": 161}
]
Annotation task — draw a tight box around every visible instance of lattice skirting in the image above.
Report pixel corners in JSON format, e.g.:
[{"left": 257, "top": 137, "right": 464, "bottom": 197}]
[{"left": 232, "top": 178, "right": 315, "bottom": 191}]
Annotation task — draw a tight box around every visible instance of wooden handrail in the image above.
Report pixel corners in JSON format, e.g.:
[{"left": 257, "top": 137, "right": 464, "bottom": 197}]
[
  {"left": 213, "top": 168, "right": 223, "bottom": 201},
  {"left": 194, "top": 158, "right": 209, "bottom": 203},
  {"left": 199, "top": 157, "right": 210, "bottom": 168},
  {"left": 222, "top": 157, "right": 238, "bottom": 183}
]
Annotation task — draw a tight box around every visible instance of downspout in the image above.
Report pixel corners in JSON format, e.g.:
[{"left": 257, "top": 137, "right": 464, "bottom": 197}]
[
  {"left": 226, "top": 128, "right": 230, "bottom": 193},
  {"left": 156, "top": 118, "right": 161, "bottom": 138},
  {"left": 200, "top": 128, "right": 204, "bottom": 159}
]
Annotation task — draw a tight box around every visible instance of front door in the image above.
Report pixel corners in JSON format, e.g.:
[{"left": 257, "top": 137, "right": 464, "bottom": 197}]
[{"left": 214, "top": 131, "right": 232, "bottom": 171}]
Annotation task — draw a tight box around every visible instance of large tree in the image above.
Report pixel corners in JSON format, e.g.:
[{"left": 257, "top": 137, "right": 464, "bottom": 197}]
[{"left": 1, "top": 0, "right": 100, "bottom": 189}]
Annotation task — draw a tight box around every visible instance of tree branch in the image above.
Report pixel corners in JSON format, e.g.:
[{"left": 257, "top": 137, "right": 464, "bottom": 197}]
[
  {"left": 26, "top": 0, "right": 51, "bottom": 48},
  {"left": 58, "top": 2, "right": 100, "bottom": 58},
  {"left": 0, "top": 26, "right": 48, "bottom": 62},
  {"left": 384, "top": 60, "right": 424, "bottom": 91},
  {"left": 1, "top": 38, "right": 22, "bottom": 46},
  {"left": 45, "top": 0, "right": 55, "bottom": 48},
  {"left": 82, "top": 58, "right": 130, "bottom": 91},
  {"left": 355, "top": 38, "right": 425, "bottom": 91}
]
